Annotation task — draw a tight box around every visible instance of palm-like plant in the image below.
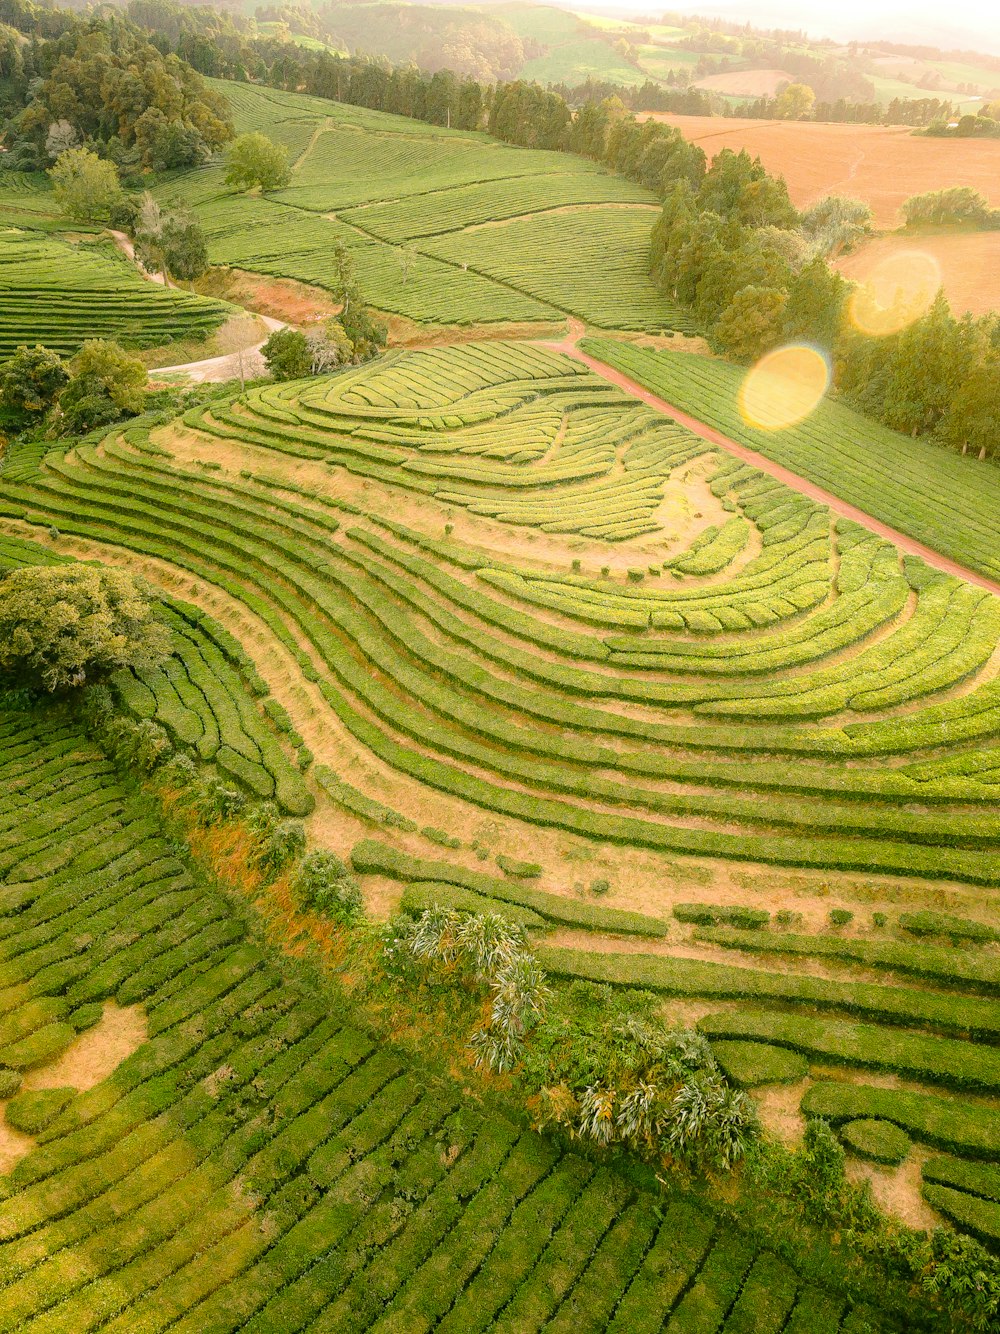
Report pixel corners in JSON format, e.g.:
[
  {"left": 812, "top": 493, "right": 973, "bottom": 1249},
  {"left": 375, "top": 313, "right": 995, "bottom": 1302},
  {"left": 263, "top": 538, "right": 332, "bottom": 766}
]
[{"left": 577, "top": 1084, "right": 617, "bottom": 1145}]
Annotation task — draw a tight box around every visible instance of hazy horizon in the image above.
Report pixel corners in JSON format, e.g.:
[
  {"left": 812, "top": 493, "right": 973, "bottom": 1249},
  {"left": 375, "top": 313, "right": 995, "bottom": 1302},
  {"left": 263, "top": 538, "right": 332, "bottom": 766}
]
[{"left": 557, "top": 0, "right": 1000, "bottom": 57}]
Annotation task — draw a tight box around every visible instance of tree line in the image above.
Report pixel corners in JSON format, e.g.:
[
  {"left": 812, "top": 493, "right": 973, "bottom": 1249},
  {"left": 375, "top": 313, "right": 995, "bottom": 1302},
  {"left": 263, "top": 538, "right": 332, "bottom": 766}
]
[
  {"left": 648, "top": 146, "right": 1000, "bottom": 459},
  {"left": 0, "top": 3, "right": 233, "bottom": 173}
]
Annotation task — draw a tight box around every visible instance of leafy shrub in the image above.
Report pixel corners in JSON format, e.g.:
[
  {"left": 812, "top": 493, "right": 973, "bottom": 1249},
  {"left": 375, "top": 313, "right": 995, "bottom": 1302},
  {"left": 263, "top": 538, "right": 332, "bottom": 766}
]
[
  {"left": 829, "top": 909, "right": 854, "bottom": 927},
  {"left": 0, "top": 1068, "right": 21, "bottom": 1099},
  {"left": 497, "top": 855, "right": 542, "bottom": 879},
  {"left": 386, "top": 908, "right": 548, "bottom": 1073},
  {"left": 293, "top": 850, "right": 363, "bottom": 925},
  {"left": 675, "top": 902, "right": 770, "bottom": 929},
  {"left": 247, "top": 802, "right": 306, "bottom": 877}
]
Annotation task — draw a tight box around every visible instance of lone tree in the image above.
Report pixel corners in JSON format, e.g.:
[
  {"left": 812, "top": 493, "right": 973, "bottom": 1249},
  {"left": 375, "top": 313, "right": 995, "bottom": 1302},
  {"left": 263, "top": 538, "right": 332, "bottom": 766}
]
[
  {"left": 224, "top": 132, "right": 291, "bottom": 193},
  {"left": 58, "top": 340, "right": 147, "bottom": 435},
  {"left": 0, "top": 345, "right": 68, "bottom": 424},
  {"left": 0, "top": 565, "right": 170, "bottom": 692},
  {"left": 775, "top": 82, "right": 815, "bottom": 120},
  {"left": 49, "top": 147, "right": 122, "bottom": 222},
  {"left": 261, "top": 327, "right": 311, "bottom": 381}
]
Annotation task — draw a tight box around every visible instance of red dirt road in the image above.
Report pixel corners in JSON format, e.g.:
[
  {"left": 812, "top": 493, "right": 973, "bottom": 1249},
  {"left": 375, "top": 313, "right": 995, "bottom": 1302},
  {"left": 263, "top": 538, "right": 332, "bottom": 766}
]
[{"left": 545, "top": 326, "right": 1000, "bottom": 600}]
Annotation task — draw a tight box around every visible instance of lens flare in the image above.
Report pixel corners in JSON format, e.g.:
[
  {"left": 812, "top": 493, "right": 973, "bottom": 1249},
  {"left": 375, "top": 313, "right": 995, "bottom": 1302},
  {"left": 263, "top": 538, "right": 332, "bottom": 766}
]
[
  {"left": 847, "top": 249, "right": 941, "bottom": 337},
  {"left": 738, "top": 344, "right": 831, "bottom": 432}
]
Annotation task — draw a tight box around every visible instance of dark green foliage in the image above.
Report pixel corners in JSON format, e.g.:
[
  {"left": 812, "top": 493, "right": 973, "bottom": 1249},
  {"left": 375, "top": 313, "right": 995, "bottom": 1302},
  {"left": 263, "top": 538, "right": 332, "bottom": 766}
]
[
  {"left": 0, "top": 343, "right": 68, "bottom": 423},
  {"left": 674, "top": 901, "right": 770, "bottom": 929},
  {"left": 262, "top": 328, "right": 311, "bottom": 381},
  {"left": 496, "top": 854, "right": 541, "bottom": 879},
  {"left": 246, "top": 802, "right": 306, "bottom": 878},
  {"left": 900, "top": 910, "right": 1000, "bottom": 944},
  {"left": 829, "top": 908, "right": 854, "bottom": 927},
  {"left": 803, "top": 1082, "right": 1000, "bottom": 1159},
  {"left": 293, "top": 850, "right": 363, "bottom": 925}
]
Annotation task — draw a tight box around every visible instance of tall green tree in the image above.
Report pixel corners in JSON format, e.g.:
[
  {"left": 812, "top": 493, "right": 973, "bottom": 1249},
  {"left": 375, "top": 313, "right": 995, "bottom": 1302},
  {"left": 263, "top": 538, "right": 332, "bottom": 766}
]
[
  {"left": 0, "top": 565, "right": 169, "bottom": 692},
  {"left": 0, "top": 345, "right": 68, "bottom": 424},
  {"left": 49, "top": 147, "right": 122, "bottom": 222},
  {"left": 224, "top": 132, "right": 291, "bottom": 193}
]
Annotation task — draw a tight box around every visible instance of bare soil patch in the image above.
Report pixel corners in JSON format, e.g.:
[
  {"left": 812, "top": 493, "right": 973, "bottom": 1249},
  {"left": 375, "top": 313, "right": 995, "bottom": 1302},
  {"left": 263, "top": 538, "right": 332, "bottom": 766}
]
[
  {"left": 847, "top": 1148, "right": 942, "bottom": 1232},
  {"left": 195, "top": 267, "right": 340, "bottom": 326},
  {"left": 835, "top": 229, "right": 1000, "bottom": 318},
  {"left": 24, "top": 1001, "right": 147, "bottom": 1092}
]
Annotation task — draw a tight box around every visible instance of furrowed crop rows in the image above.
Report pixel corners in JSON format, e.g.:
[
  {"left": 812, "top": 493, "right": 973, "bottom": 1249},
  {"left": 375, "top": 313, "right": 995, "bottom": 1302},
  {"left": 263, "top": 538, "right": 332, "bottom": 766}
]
[
  {"left": 0, "top": 232, "right": 230, "bottom": 359},
  {"left": 0, "top": 708, "right": 889, "bottom": 1330},
  {"left": 168, "top": 81, "right": 689, "bottom": 330},
  {"left": 582, "top": 338, "right": 1000, "bottom": 583},
  {"left": 3, "top": 337, "right": 999, "bottom": 1253}
]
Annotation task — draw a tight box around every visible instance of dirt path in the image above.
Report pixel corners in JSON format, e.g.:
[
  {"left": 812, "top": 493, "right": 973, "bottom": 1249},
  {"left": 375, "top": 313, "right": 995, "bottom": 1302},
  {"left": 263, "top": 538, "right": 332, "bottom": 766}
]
[
  {"left": 150, "top": 314, "right": 286, "bottom": 382},
  {"left": 549, "top": 323, "right": 1000, "bottom": 600},
  {"left": 109, "top": 230, "right": 165, "bottom": 286}
]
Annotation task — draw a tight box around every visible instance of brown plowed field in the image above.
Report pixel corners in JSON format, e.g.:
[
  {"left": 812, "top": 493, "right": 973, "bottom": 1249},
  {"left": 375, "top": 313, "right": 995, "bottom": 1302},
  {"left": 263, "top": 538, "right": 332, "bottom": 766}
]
[
  {"left": 643, "top": 115, "right": 1000, "bottom": 226},
  {"left": 834, "top": 229, "right": 1000, "bottom": 317}
]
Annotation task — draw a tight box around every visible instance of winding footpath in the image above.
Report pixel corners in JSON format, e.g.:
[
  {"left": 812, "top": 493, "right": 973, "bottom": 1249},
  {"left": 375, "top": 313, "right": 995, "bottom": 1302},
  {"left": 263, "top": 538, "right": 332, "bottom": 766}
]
[{"left": 547, "top": 321, "right": 1000, "bottom": 600}]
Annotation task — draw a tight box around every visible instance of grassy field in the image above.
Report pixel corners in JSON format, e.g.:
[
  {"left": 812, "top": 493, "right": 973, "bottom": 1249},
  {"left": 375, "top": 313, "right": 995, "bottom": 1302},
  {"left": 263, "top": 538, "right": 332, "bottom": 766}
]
[
  {"left": 150, "top": 82, "right": 691, "bottom": 331},
  {"left": 2, "top": 339, "right": 999, "bottom": 1273},
  {"left": 0, "top": 231, "right": 231, "bottom": 360}
]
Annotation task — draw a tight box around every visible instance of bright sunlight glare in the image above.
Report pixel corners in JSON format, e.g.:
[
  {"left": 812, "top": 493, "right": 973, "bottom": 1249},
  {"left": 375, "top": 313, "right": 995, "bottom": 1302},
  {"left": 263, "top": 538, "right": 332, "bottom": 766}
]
[
  {"left": 847, "top": 249, "right": 942, "bottom": 337},
  {"left": 738, "top": 344, "right": 831, "bottom": 431}
]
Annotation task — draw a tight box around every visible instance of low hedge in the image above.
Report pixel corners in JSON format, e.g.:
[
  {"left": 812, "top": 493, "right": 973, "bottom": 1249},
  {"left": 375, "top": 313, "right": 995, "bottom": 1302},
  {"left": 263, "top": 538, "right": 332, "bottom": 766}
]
[
  {"left": 533, "top": 945, "right": 1000, "bottom": 1039},
  {"left": 699, "top": 1008, "right": 1000, "bottom": 1093},
  {"left": 5, "top": 1087, "right": 75, "bottom": 1136},
  {"left": 711, "top": 1040, "right": 808, "bottom": 1088},
  {"left": 399, "top": 882, "right": 546, "bottom": 931},
  {"left": 350, "top": 840, "right": 669, "bottom": 937},
  {"left": 696, "top": 925, "right": 1000, "bottom": 994},
  {"left": 802, "top": 1083, "right": 1000, "bottom": 1160},
  {"left": 675, "top": 903, "right": 770, "bottom": 930},
  {"left": 899, "top": 910, "right": 1000, "bottom": 944},
  {"left": 922, "top": 1182, "right": 1000, "bottom": 1249},
  {"left": 839, "top": 1119, "right": 911, "bottom": 1166},
  {"left": 923, "top": 1156, "right": 1000, "bottom": 1203}
]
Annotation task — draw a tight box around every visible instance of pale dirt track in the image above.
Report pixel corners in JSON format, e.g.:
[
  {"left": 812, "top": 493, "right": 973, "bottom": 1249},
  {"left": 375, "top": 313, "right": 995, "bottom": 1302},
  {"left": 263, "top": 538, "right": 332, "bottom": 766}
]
[
  {"left": 547, "top": 322, "right": 1000, "bottom": 600},
  {"left": 151, "top": 314, "right": 286, "bottom": 381}
]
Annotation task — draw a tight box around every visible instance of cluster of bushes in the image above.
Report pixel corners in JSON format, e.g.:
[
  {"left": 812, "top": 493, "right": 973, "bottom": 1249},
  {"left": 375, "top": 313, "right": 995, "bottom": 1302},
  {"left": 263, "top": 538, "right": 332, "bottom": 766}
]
[
  {"left": 752, "top": 1121, "right": 1000, "bottom": 1330},
  {"left": 903, "top": 186, "right": 1000, "bottom": 230},
  {"left": 0, "top": 338, "right": 149, "bottom": 437},
  {"left": 261, "top": 240, "right": 386, "bottom": 379},
  {"left": 385, "top": 908, "right": 759, "bottom": 1170}
]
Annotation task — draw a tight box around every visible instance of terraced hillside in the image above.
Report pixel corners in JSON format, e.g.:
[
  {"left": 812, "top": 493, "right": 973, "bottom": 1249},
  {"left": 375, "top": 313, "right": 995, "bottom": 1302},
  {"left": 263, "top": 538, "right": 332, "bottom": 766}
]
[
  {"left": 580, "top": 340, "right": 1000, "bottom": 585},
  {"left": 1, "top": 338, "right": 998, "bottom": 1261},
  {"left": 163, "top": 82, "right": 691, "bottom": 332},
  {"left": 0, "top": 704, "right": 904, "bottom": 1331},
  {"left": 0, "top": 232, "right": 231, "bottom": 361}
]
